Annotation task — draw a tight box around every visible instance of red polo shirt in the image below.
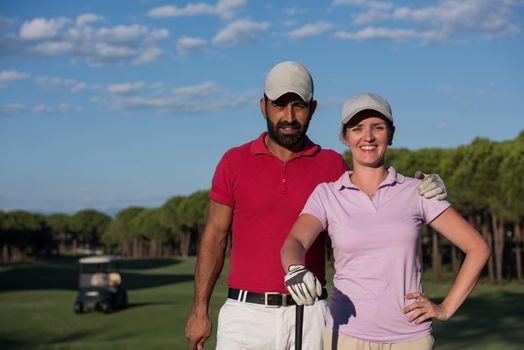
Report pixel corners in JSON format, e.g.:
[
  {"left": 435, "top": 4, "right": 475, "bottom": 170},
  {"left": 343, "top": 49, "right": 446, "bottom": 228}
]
[{"left": 210, "top": 132, "right": 348, "bottom": 293}]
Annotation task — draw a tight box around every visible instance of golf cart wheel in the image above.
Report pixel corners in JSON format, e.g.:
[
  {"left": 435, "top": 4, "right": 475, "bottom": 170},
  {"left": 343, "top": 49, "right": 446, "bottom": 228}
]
[
  {"left": 74, "top": 301, "right": 84, "bottom": 314},
  {"left": 100, "top": 301, "right": 112, "bottom": 314}
]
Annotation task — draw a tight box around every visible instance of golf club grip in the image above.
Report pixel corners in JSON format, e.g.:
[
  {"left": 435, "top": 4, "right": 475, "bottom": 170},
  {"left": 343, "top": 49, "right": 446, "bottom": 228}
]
[{"left": 295, "top": 304, "right": 304, "bottom": 350}]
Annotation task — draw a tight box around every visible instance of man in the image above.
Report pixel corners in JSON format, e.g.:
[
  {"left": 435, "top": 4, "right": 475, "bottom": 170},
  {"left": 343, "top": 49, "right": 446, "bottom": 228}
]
[{"left": 184, "top": 61, "right": 447, "bottom": 350}]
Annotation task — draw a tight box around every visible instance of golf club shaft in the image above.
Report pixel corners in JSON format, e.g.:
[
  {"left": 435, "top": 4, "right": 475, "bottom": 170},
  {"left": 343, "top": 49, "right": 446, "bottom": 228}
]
[{"left": 295, "top": 304, "right": 304, "bottom": 350}]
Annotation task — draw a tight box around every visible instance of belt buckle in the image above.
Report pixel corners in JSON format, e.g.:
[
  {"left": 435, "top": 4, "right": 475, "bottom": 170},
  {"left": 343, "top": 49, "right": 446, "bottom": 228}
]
[{"left": 264, "top": 292, "right": 282, "bottom": 308}]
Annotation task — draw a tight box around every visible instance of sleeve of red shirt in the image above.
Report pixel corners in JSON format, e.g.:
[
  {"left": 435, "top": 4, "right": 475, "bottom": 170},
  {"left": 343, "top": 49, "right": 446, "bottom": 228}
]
[{"left": 208, "top": 151, "right": 235, "bottom": 208}]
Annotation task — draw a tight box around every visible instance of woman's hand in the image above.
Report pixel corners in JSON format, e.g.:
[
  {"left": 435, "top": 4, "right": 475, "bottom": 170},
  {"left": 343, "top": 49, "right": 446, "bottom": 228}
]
[{"left": 403, "top": 292, "right": 452, "bottom": 324}]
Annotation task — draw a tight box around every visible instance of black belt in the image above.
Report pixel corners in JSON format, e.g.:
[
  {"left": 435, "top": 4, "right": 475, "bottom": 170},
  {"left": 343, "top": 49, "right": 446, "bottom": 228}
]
[{"left": 228, "top": 288, "right": 328, "bottom": 307}]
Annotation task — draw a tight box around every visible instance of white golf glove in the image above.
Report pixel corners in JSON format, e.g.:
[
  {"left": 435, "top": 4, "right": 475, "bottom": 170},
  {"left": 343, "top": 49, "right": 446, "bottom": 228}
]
[
  {"left": 415, "top": 171, "right": 447, "bottom": 200},
  {"left": 284, "top": 264, "right": 322, "bottom": 306}
]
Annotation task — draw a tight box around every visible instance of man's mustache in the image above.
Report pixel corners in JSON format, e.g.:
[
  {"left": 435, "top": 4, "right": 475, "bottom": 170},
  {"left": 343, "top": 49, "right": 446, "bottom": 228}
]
[{"left": 276, "top": 121, "right": 301, "bottom": 129}]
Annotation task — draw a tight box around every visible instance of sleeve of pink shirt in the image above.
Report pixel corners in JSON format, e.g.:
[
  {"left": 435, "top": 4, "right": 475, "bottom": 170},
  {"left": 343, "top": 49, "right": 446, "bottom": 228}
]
[
  {"left": 300, "top": 184, "right": 329, "bottom": 230},
  {"left": 208, "top": 151, "right": 235, "bottom": 208},
  {"left": 419, "top": 193, "right": 452, "bottom": 224}
]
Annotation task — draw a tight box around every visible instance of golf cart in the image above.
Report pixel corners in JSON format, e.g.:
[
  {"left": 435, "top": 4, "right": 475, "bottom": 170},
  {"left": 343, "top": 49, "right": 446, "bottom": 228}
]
[{"left": 74, "top": 255, "right": 128, "bottom": 314}]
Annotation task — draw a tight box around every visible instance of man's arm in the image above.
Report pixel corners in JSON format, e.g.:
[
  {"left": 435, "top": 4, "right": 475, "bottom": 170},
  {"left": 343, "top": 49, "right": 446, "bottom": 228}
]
[{"left": 185, "top": 200, "right": 233, "bottom": 350}]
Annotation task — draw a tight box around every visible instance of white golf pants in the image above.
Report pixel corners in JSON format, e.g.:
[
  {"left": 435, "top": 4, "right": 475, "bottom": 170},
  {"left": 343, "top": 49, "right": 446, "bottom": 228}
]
[{"left": 216, "top": 298, "right": 327, "bottom": 350}]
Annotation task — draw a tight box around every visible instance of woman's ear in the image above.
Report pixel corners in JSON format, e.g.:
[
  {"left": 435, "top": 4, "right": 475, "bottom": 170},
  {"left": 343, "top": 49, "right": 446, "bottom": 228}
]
[{"left": 342, "top": 136, "right": 350, "bottom": 149}]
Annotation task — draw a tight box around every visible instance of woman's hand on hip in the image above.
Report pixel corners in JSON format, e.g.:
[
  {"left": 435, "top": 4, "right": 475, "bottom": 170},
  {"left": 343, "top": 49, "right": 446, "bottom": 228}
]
[{"left": 403, "top": 291, "right": 452, "bottom": 324}]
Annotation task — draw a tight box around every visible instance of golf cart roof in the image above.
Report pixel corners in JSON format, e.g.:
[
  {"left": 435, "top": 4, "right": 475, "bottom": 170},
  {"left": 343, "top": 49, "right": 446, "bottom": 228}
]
[{"left": 79, "top": 255, "right": 121, "bottom": 264}]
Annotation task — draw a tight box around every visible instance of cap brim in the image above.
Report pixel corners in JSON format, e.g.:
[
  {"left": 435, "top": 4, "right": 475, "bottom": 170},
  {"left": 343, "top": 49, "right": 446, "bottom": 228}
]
[
  {"left": 342, "top": 106, "right": 392, "bottom": 124},
  {"left": 266, "top": 88, "right": 312, "bottom": 103}
]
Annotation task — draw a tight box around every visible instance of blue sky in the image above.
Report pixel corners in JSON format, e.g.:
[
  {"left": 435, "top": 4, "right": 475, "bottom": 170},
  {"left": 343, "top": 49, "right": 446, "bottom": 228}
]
[{"left": 1, "top": 0, "right": 523, "bottom": 215}]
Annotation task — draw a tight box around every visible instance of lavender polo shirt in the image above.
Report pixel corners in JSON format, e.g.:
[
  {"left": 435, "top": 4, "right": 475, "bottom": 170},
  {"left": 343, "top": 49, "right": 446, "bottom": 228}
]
[{"left": 301, "top": 167, "right": 451, "bottom": 343}]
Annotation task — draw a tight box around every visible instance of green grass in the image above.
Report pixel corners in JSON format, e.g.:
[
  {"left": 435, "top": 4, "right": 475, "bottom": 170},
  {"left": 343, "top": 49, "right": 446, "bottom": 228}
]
[{"left": 0, "top": 257, "right": 523, "bottom": 349}]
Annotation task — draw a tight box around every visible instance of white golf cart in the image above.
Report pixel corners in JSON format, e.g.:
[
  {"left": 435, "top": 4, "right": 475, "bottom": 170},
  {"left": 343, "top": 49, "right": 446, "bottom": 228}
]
[{"left": 74, "top": 255, "right": 128, "bottom": 314}]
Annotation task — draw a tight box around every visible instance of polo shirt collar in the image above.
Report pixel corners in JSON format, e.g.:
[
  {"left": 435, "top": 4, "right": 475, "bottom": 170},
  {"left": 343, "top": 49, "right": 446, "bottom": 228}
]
[
  {"left": 250, "top": 132, "right": 320, "bottom": 158},
  {"left": 337, "top": 166, "right": 405, "bottom": 191}
]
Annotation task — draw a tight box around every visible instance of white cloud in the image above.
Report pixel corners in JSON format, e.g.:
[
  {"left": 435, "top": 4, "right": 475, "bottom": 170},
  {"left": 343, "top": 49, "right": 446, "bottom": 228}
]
[
  {"left": 93, "top": 42, "right": 136, "bottom": 59},
  {"left": 288, "top": 22, "right": 334, "bottom": 40},
  {"left": 333, "top": 0, "right": 366, "bottom": 5},
  {"left": 216, "top": 0, "right": 247, "bottom": 19},
  {"left": 177, "top": 37, "right": 207, "bottom": 55},
  {"left": 148, "top": 0, "right": 246, "bottom": 19},
  {"left": 67, "top": 26, "right": 94, "bottom": 41},
  {"left": 148, "top": 4, "right": 215, "bottom": 18},
  {"left": 34, "top": 41, "right": 74, "bottom": 55},
  {"left": 109, "top": 92, "right": 255, "bottom": 114},
  {"left": 149, "top": 29, "right": 170, "bottom": 41},
  {"left": 72, "top": 83, "right": 88, "bottom": 92},
  {"left": 98, "top": 80, "right": 257, "bottom": 115},
  {"left": 173, "top": 81, "right": 220, "bottom": 96},
  {"left": 57, "top": 103, "right": 83, "bottom": 113},
  {"left": 438, "top": 122, "right": 452, "bottom": 129},
  {"left": 34, "top": 75, "right": 88, "bottom": 92},
  {"left": 0, "top": 103, "right": 27, "bottom": 116},
  {"left": 332, "top": 0, "right": 393, "bottom": 11},
  {"left": 353, "top": 8, "right": 391, "bottom": 24},
  {"left": 20, "top": 17, "right": 70, "bottom": 40},
  {"left": 114, "top": 96, "right": 174, "bottom": 109},
  {"left": 333, "top": 26, "right": 416, "bottom": 41},
  {"left": 97, "top": 25, "right": 148, "bottom": 42},
  {"left": 134, "top": 46, "right": 163, "bottom": 64},
  {"left": 393, "top": 0, "right": 520, "bottom": 41},
  {"left": 213, "top": 20, "right": 270, "bottom": 45},
  {"left": 0, "top": 70, "right": 29, "bottom": 87},
  {"left": 334, "top": 0, "right": 521, "bottom": 43},
  {"left": 33, "top": 103, "right": 82, "bottom": 113},
  {"left": 108, "top": 82, "right": 145, "bottom": 94},
  {"left": 33, "top": 104, "right": 55, "bottom": 113},
  {"left": 284, "top": 8, "right": 306, "bottom": 15},
  {"left": 76, "top": 13, "right": 102, "bottom": 27},
  {"left": 2, "top": 16, "right": 170, "bottom": 66}
]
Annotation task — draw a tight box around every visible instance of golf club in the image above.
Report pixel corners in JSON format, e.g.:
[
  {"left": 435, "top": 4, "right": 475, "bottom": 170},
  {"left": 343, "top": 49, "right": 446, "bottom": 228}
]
[{"left": 295, "top": 304, "right": 304, "bottom": 350}]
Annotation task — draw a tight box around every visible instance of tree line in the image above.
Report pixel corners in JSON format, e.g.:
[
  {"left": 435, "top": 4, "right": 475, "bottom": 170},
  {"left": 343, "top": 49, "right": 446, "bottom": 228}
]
[
  {"left": 1, "top": 131, "right": 523, "bottom": 285},
  {"left": 0, "top": 189, "right": 209, "bottom": 263}
]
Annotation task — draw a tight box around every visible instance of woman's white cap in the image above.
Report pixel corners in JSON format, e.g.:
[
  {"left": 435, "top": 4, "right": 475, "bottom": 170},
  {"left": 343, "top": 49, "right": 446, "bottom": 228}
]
[
  {"left": 341, "top": 92, "right": 393, "bottom": 124},
  {"left": 264, "top": 61, "right": 314, "bottom": 102}
]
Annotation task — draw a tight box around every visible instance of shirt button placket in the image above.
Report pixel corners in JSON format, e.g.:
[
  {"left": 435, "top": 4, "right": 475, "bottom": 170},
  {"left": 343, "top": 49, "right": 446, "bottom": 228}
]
[{"left": 281, "top": 163, "right": 288, "bottom": 193}]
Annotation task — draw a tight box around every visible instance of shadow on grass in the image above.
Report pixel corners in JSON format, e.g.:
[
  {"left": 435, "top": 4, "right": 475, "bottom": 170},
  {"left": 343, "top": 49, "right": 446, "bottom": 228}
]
[
  {"left": 0, "top": 338, "right": 24, "bottom": 350},
  {"left": 120, "top": 258, "right": 182, "bottom": 270},
  {"left": 1, "top": 329, "right": 108, "bottom": 350},
  {"left": 433, "top": 291, "right": 524, "bottom": 347},
  {"left": 126, "top": 301, "right": 177, "bottom": 309},
  {"left": 0, "top": 257, "right": 193, "bottom": 293}
]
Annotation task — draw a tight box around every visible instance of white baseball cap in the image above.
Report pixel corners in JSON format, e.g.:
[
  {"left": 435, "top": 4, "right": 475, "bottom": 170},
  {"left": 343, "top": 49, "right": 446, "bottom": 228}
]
[
  {"left": 341, "top": 92, "right": 393, "bottom": 125},
  {"left": 264, "top": 61, "right": 314, "bottom": 102}
]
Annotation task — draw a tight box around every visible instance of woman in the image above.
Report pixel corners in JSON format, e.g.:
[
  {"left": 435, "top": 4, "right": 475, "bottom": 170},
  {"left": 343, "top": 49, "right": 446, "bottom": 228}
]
[{"left": 281, "top": 92, "right": 491, "bottom": 350}]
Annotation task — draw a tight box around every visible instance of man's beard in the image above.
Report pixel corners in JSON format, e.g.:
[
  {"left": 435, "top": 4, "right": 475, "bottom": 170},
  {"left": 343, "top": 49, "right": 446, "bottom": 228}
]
[{"left": 266, "top": 117, "right": 310, "bottom": 147}]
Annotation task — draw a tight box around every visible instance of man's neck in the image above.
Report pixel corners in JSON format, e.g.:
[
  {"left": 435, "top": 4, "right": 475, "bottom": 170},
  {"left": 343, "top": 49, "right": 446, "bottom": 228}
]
[{"left": 264, "top": 134, "right": 305, "bottom": 162}]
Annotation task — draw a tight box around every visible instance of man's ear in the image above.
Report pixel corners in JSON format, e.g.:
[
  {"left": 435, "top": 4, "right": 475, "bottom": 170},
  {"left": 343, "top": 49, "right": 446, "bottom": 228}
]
[
  {"left": 309, "top": 100, "right": 317, "bottom": 119},
  {"left": 260, "top": 98, "right": 267, "bottom": 119},
  {"left": 389, "top": 125, "right": 395, "bottom": 145}
]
